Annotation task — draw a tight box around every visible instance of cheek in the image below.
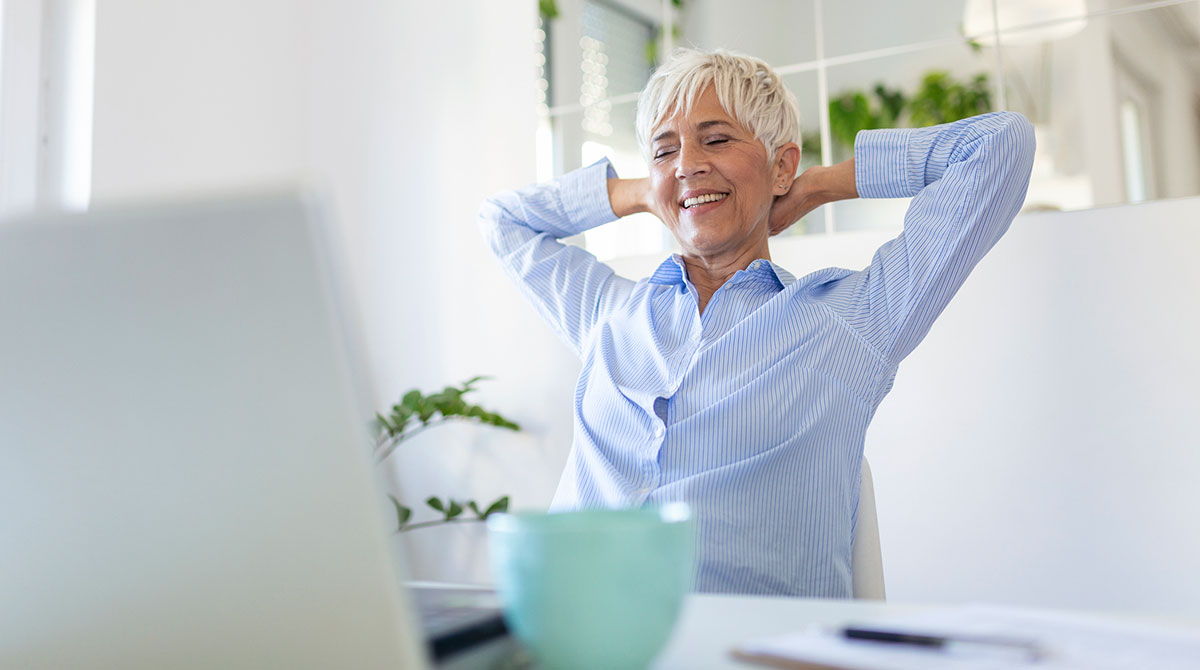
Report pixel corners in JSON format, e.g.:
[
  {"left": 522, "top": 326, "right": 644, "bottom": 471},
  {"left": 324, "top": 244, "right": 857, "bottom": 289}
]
[
  {"left": 650, "top": 181, "right": 679, "bottom": 218},
  {"left": 649, "top": 173, "right": 671, "bottom": 200}
]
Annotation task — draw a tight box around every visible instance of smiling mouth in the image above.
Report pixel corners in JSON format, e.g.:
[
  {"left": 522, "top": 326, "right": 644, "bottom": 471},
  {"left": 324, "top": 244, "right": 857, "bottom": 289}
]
[{"left": 681, "top": 192, "right": 729, "bottom": 209}]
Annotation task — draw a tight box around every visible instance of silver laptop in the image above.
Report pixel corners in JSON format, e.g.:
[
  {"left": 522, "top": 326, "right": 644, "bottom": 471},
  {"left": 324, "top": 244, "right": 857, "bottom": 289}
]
[{"left": 0, "top": 191, "right": 498, "bottom": 669}]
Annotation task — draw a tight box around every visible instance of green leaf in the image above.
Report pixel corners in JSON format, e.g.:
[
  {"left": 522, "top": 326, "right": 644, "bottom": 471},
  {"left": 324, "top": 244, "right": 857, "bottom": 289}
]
[
  {"left": 374, "top": 378, "right": 521, "bottom": 532},
  {"left": 400, "top": 390, "right": 423, "bottom": 412},
  {"left": 538, "top": 0, "right": 559, "bottom": 20},
  {"left": 390, "top": 403, "right": 414, "bottom": 421},
  {"left": 417, "top": 400, "right": 436, "bottom": 423},
  {"left": 440, "top": 397, "right": 467, "bottom": 417},
  {"left": 375, "top": 412, "right": 395, "bottom": 437},
  {"left": 486, "top": 413, "right": 520, "bottom": 431},
  {"left": 461, "top": 375, "right": 488, "bottom": 390},
  {"left": 800, "top": 134, "right": 822, "bottom": 162},
  {"left": 828, "top": 91, "right": 872, "bottom": 150},
  {"left": 389, "top": 495, "right": 412, "bottom": 528},
  {"left": 873, "top": 84, "right": 906, "bottom": 127},
  {"left": 374, "top": 377, "right": 519, "bottom": 456},
  {"left": 483, "top": 496, "right": 510, "bottom": 519}
]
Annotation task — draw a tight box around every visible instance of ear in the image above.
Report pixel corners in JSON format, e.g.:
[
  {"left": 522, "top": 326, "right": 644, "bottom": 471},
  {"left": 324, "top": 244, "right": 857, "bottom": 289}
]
[{"left": 771, "top": 142, "right": 801, "bottom": 195}]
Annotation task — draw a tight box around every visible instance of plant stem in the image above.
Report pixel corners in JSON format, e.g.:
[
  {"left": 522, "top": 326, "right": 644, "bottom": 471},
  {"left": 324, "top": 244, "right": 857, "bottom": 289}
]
[
  {"left": 375, "top": 417, "right": 473, "bottom": 463},
  {"left": 397, "top": 517, "right": 486, "bottom": 533}
]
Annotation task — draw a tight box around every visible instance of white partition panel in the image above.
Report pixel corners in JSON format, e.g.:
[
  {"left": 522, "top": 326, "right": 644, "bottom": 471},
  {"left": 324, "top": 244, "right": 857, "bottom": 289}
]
[
  {"left": 752, "top": 196, "right": 1200, "bottom": 616},
  {"left": 856, "top": 196, "right": 1200, "bottom": 617}
]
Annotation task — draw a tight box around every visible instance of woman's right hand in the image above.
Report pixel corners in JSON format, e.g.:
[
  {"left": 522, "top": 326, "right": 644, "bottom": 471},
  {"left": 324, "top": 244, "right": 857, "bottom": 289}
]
[{"left": 607, "top": 177, "right": 652, "bottom": 218}]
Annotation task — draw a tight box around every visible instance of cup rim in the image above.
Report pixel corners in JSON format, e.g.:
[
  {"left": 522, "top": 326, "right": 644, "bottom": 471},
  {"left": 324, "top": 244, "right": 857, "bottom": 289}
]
[{"left": 487, "top": 502, "right": 691, "bottom": 534}]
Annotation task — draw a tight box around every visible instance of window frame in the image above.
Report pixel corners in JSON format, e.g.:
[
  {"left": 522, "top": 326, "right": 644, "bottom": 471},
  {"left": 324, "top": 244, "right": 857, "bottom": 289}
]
[{"left": 0, "top": 0, "right": 95, "bottom": 217}]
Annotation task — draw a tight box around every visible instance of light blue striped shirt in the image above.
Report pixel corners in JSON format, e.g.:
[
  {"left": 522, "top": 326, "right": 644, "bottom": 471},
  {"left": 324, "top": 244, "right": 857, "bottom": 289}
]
[{"left": 479, "top": 112, "right": 1035, "bottom": 597}]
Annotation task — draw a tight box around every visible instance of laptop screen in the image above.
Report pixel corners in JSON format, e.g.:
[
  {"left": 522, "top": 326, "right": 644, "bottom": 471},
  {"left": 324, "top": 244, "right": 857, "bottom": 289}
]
[{"left": 0, "top": 192, "right": 428, "bottom": 668}]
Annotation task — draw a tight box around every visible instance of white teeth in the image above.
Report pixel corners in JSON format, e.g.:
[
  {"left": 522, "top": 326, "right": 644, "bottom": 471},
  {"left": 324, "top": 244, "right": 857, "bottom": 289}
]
[{"left": 682, "top": 193, "right": 728, "bottom": 209}]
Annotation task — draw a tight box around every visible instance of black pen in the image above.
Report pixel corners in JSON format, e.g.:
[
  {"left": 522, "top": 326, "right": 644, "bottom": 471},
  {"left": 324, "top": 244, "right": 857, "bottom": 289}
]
[{"left": 842, "top": 626, "right": 1048, "bottom": 661}]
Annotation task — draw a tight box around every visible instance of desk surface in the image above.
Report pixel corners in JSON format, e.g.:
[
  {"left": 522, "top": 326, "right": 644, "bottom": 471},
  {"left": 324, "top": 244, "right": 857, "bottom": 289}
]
[
  {"left": 652, "top": 594, "right": 1200, "bottom": 669},
  {"left": 654, "top": 594, "right": 915, "bottom": 669}
]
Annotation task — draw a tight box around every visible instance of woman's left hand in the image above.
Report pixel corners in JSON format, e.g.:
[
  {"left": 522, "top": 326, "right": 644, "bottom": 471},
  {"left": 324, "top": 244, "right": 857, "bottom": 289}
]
[
  {"left": 768, "top": 160, "right": 859, "bottom": 236},
  {"left": 768, "top": 167, "right": 822, "bottom": 236}
]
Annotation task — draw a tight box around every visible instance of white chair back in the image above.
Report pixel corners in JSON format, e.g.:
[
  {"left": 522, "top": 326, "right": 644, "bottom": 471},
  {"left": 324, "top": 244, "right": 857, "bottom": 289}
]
[{"left": 852, "top": 458, "right": 886, "bottom": 600}]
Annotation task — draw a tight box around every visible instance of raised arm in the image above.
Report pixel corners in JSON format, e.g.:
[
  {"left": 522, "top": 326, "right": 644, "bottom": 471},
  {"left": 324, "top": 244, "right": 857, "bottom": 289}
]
[
  {"left": 805, "top": 111, "right": 1036, "bottom": 365},
  {"left": 478, "top": 159, "right": 638, "bottom": 357}
]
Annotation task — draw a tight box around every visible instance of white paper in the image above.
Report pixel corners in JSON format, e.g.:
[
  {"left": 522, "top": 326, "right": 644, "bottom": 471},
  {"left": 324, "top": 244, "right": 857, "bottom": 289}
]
[{"left": 735, "top": 604, "right": 1200, "bottom": 670}]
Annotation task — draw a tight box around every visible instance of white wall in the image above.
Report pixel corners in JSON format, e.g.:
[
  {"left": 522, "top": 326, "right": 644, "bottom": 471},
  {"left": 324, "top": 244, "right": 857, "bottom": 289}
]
[
  {"left": 91, "top": 0, "right": 308, "bottom": 200},
  {"left": 90, "top": 0, "right": 574, "bottom": 583},
  {"left": 301, "top": 0, "right": 579, "bottom": 583}
]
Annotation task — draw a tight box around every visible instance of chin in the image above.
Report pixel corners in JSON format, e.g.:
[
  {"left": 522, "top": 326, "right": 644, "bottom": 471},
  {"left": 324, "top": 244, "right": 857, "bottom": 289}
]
[
  {"left": 682, "top": 238, "right": 737, "bottom": 257},
  {"left": 677, "top": 225, "right": 733, "bottom": 248}
]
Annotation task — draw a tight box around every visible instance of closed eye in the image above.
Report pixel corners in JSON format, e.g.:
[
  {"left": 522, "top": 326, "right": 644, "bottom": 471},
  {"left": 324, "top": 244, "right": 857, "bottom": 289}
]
[{"left": 654, "top": 148, "right": 677, "bottom": 159}]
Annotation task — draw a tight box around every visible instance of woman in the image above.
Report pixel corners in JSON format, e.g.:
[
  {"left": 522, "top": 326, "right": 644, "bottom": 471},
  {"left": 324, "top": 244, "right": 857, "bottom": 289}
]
[{"left": 479, "top": 49, "right": 1034, "bottom": 597}]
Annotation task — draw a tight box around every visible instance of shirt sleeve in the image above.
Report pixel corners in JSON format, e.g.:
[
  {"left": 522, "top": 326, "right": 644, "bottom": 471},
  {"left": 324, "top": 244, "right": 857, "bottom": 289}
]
[
  {"left": 478, "top": 158, "right": 637, "bottom": 357},
  {"left": 818, "top": 111, "right": 1036, "bottom": 367}
]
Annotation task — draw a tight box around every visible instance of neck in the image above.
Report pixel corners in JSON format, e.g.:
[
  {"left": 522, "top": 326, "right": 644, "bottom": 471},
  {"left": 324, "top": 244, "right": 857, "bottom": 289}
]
[{"left": 681, "top": 239, "right": 771, "bottom": 314}]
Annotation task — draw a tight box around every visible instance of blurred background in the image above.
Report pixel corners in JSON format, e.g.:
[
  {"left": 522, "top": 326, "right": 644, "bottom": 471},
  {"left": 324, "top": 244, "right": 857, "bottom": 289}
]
[
  {"left": 541, "top": 0, "right": 1200, "bottom": 255},
  {"left": 3, "top": 0, "right": 1197, "bottom": 615}
]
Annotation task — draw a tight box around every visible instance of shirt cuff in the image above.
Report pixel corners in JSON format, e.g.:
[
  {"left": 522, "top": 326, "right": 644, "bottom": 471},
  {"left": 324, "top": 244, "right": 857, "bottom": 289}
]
[
  {"left": 854, "top": 127, "right": 927, "bottom": 199},
  {"left": 559, "top": 157, "right": 620, "bottom": 234}
]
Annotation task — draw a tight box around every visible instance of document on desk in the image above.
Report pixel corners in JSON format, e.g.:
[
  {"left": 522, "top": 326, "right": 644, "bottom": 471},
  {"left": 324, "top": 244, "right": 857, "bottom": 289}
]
[{"left": 731, "top": 604, "right": 1200, "bottom": 670}]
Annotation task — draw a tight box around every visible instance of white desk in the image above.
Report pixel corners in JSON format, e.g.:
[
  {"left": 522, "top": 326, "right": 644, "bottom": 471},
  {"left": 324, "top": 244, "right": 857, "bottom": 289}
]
[
  {"left": 652, "top": 594, "right": 1200, "bottom": 669},
  {"left": 654, "top": 594, "right": 921, "bottom": 669}
]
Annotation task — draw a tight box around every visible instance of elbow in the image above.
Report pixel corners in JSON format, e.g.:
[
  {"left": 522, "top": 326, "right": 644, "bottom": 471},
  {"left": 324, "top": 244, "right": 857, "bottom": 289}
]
[
  {"left": 989, "top": 112, "right": 1037, "bottom": 221},
  {"left": 996, "top": 111, "right": 1037, "bottom": 174},
  {"left": 476, "top": 191, "right": 515, "bottom": 239}
]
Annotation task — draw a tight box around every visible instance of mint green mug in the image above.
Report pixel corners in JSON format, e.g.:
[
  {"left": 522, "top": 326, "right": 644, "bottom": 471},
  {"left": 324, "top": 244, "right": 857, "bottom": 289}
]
[{"left": 487, "top": 504, "right": 694, "bottom": 669}]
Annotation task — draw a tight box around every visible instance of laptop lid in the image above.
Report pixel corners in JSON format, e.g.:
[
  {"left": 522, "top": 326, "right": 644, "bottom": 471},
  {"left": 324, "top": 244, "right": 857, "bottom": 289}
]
[{"left": 0, "top": 192, "right": 428, "bottom": 669}]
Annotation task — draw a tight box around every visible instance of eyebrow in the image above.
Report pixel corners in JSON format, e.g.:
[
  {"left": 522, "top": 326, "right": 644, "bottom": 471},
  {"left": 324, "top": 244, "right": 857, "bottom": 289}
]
[{"left": 652, "top": 120, "right": 737, "bottom": 144}]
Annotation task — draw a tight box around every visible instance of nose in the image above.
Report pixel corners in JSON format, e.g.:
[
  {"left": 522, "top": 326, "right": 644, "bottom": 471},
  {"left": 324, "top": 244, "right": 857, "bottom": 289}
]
[{"left": 675, "top": 141, "right": 710, "bottom": 180}]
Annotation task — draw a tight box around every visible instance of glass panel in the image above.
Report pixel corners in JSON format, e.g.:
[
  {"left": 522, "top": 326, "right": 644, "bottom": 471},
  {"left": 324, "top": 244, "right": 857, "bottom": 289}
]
[
  {"left": 1119, "top": 99, "right": 1148, "bottom": 203},
  {"left": 824, "top": 39, "right": 999, "bottom": 232},
  {"left": 1003, "top": 2, "right": 1200, "bottom": 211},
  {"left": 552, "top": 103, "right": 671, "bottom": 260},
  {"left": 551, "top": 110, "right": 586, "bottom": 176},
  {"left": 779, "top": 70, "right": 824, "bottom": 236},
  {"left": 582, "top": 98, "right": 646, "bottom": 178},
  {"left": 550, "top": 100, "right": 647, "bottom": 176},
  {"left": 678, "top": 0, "right": 817, "bottom": 67},
  {"left": 545, "top": 0, "right": 656, "bottom": 108},
  {"left": 583, "top": 99, "right": 669, "bottom": 259},
  {"left": 823, "top": 0, "right": 993, "bottom": 59},
  {"left": 990, "top": 0, "right": 1089, "bottom": 40}
]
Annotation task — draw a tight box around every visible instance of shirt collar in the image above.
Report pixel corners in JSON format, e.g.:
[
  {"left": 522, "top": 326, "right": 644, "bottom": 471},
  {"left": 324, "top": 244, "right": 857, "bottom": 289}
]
[
  {"left": 648, "top": 255, "right": 688, "bottom": 286},
  {"left": 648, "top": 254, "right": 795, "bottom": 290},
  {"left": 753, "top": 258, "right": 796, "bottom": 289}
]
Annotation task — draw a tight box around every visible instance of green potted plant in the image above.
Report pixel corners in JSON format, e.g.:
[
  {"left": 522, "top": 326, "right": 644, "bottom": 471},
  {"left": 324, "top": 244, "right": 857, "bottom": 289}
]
[
  {"left": 826, "top": 70, "right": 993, "bottom": 161},
  {"left": 374, "top": 376, "right": 520, "bottom": 532}
]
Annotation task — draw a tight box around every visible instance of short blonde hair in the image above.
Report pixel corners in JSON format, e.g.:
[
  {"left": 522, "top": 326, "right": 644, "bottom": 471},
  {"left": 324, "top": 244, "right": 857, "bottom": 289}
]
[{"left": 635, "top": 48, "right": 801, "bottom": 163}]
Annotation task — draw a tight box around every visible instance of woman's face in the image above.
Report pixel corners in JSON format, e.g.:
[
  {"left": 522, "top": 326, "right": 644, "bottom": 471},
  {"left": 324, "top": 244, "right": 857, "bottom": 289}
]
[{"left": 647, "top": 86, "right": 791, "bottom": 262}]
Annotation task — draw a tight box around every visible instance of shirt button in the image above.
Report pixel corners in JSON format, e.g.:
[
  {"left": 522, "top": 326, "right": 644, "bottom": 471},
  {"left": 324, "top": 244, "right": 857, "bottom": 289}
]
[{"left": 654, "top": 425, "right": 665, "bottom": 438}]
